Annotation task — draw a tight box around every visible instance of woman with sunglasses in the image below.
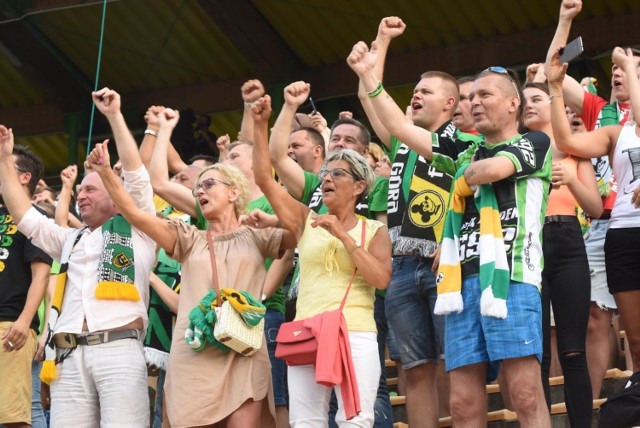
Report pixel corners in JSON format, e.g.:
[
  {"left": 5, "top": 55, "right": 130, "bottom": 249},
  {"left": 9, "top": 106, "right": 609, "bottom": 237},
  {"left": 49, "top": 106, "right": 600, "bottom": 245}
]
[
  {"left": 251, "top": 95, "right": 392, "bottom": 427},
  {"left": 84, "top": 108, "right": 297, "bottom": 428},
  {"left": 548, "top": 45, "right": 640, "bottom": 401},
  {"left": 522, "top": 81, "right": 601, "bottom": 426}
]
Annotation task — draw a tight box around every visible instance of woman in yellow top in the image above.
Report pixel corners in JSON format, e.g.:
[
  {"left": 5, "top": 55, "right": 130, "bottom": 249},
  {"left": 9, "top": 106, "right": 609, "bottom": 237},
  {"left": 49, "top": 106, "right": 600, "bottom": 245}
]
[{"left": 251, "top": 95, "right": 392, "bottom": 427}]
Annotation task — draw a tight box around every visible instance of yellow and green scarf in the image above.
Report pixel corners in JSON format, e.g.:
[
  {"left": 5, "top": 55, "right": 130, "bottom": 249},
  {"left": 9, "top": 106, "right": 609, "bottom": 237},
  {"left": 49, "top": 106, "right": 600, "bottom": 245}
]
[
  {"left": 185, "top": 288, "right": 266, "bottom": 351},
  {"left": 434, "top": 164, "right": 510, "bottom": 319}
]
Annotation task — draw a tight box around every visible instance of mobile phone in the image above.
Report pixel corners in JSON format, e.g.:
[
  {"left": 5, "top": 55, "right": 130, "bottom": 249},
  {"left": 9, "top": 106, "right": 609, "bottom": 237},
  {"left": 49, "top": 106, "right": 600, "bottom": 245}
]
[
  {"left": 308, "top": 97, "right": 318, "bottom": 115},
  {"left": 560, "top": 36, "right": 584, "bottom": 63}
]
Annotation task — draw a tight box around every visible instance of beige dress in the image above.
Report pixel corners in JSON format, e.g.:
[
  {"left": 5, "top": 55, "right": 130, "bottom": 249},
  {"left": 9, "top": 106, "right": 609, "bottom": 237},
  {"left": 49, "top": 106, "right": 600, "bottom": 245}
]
[{"left": 164, "top": 220, "right": 282, "bottom": 428}]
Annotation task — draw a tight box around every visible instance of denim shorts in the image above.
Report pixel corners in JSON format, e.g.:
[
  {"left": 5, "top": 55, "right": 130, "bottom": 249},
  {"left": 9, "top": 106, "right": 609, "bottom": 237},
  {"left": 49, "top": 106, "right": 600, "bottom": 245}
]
[
  {"left": 586, "top": 219, "right": 616, "bottom": 309},
  {"left": 385, "top": 256, "right": 444, "bottom": 369},
  {"left": 445, "top": 277, "right": 542, "bottom": 372},
  {"left": 265, "top": 308, "right": 287, "bottom": 406}
]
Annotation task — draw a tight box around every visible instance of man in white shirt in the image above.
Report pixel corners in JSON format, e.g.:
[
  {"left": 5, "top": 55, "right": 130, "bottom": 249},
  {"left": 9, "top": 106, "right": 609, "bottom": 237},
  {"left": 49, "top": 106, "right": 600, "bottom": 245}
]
[{"left": 0, "top": 88, "right": 156, "bottom": 427}]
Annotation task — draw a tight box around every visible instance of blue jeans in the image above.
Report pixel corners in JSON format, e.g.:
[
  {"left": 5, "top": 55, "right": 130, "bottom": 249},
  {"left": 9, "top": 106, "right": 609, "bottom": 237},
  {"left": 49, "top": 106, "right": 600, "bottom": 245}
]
[
  {"left": 153, "top": 369, "right": 166, "bottom": 428},
  {"left": 31, "top": 360, "right": 47, "bottom": 428},
  {"left": 265, "top": 308, "right": 287, "bottom": 406},
  {"left": 386, "top": 256, "right": 443, "bottom": 369}
]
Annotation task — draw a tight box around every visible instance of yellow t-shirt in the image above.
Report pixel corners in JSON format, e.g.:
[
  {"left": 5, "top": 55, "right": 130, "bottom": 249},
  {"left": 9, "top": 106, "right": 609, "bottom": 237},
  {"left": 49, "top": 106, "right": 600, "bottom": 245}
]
[{"left": 295, "top": 213, "right": 384, "bottom": 332}]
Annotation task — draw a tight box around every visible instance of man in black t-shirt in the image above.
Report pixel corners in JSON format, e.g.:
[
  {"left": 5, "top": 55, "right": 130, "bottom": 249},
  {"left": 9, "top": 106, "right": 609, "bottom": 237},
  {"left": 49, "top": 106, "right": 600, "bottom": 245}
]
[{"left": 0, "top": 139, "right": 52, "bottom": 426}]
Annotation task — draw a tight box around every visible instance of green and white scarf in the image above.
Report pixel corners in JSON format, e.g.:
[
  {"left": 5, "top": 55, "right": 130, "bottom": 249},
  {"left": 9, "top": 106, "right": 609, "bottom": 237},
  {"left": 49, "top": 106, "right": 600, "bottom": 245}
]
[{"left": 434, "top": 165, "right": 510, "bottom": 319}]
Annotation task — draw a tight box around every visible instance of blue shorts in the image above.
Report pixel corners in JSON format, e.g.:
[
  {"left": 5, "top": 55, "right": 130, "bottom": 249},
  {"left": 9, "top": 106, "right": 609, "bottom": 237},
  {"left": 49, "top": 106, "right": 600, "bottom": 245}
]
[
  {"left": 385, "top": 256, "right": 444, "bottom": 369},
  {"left": 445, "top": 277, "right": 542, "bottom": 372},
  {"left": 265, "top": 308, "right": 287, "bottom": 406}
]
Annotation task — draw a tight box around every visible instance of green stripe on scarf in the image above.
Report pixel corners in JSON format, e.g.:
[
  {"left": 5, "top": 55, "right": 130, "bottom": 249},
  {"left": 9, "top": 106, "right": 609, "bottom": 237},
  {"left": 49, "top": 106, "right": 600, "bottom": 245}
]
[
  {"left": 434, "top": 164, "right": 510, "bottom": 319},
  {"left": 95, "top": 215, "right": 140, "bottom": 301}
]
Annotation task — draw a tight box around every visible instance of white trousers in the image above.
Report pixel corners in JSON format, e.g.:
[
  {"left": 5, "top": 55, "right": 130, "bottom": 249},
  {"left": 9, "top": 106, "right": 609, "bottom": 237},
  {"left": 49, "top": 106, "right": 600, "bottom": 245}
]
[
  {"left": 50, "top": 337, "right": 149, "bottom": 428},
  {"left": 288, "top": 332, "right": 380, "bottom": 428}
]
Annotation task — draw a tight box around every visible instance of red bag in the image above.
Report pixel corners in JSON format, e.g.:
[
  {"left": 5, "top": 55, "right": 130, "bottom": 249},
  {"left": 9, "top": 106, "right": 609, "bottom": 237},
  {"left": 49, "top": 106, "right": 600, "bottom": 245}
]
[
  {"left": 275, "top": 220, "right": 366, "bottom": 366},
  {"left": 274, "top": 319, "right": 317, "bottom": 366}
]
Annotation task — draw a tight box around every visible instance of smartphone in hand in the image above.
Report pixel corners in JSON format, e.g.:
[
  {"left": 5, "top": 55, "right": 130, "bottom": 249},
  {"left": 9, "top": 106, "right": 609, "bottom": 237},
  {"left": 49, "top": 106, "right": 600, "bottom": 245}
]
[{"left": 560, "top": 36, "right": 584, "bottom": 63}]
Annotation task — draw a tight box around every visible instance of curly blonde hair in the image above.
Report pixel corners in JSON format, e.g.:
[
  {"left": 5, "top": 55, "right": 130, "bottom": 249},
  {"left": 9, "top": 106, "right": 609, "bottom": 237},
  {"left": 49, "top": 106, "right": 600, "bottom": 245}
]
[{"left": 197, "top": 164, "right": 249, "bottom": 218}]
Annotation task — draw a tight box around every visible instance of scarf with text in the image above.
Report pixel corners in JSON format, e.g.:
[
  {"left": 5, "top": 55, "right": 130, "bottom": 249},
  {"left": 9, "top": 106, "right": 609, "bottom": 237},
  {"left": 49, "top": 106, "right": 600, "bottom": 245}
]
[{"left": 387, "top": 122, "right": 456, "bottom": 257}]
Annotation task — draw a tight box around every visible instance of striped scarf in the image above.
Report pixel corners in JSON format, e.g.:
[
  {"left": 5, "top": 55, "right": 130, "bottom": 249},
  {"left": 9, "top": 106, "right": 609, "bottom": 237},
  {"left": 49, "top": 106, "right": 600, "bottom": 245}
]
[
  {"left": 434, "top": 165, "right": 510, "bottom": 319},
  {"left": 40, "top": 227, "right": 86, "bottom": 384}
]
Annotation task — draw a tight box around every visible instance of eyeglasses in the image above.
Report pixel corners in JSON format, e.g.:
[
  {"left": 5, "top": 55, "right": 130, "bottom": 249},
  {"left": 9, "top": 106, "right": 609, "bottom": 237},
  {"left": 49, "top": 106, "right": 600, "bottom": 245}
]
[
  {"left": 318, "top": 167, "right": 356, "bottom": 180},
  {"left": 192, "top": 177, "right": 230, "bottom": 197},
  {"left": 484, "top": 66, "right": 521, "bottom": 103}
]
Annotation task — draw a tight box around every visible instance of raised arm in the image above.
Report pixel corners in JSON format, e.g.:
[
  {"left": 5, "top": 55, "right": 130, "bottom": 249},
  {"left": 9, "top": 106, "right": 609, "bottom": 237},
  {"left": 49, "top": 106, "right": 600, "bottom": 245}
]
[
  {"left": 347, "top": 41, "right": 433, "bottom": 159},
  {"left": 92, "top": 88, "right": 142, "bottom": 171},
  {"left": 252, "top": 96, "right": 309, "bottom": 241},
  {"left": 614, "top": 47, "right": 640, "bottom": 125},
  {"left": 544, "top": 0, "right": 586, "bottom": 114},
  {"left": 55, "top": 164, "right": 83, "bottom": 227},
  {"left": 0, "top": 126, "right": 32, "bottom": 224},
  {"left": 238, "top": 80, "right": 265, "bottom": 142},
  {"left": 269, "top": 81, "right": 312, "bottom": 200},
  {"left": 358, "top": 16, "right": 406, "bottom": 150},
  {"left": 149, "top": 109, "right": 197, "bottom": 217},
  {"left": 547, "top": 47, "right": 618, "bottom": 159},
  {"left": 87, "top": 141, "right": 178, "bottom": 254}
]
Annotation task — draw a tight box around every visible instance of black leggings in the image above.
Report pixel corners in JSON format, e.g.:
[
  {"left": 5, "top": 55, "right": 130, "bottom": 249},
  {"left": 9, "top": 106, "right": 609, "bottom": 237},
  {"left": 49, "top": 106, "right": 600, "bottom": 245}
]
[{"left": 540, "top": 219, "right": 592, "bottom": 427}]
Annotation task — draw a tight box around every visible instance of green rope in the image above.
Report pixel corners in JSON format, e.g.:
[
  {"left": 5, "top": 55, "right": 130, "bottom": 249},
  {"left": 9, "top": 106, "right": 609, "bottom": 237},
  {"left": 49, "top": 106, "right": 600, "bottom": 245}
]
[{"left": 86, "top": 0, "right": 108, "bottom": 156}]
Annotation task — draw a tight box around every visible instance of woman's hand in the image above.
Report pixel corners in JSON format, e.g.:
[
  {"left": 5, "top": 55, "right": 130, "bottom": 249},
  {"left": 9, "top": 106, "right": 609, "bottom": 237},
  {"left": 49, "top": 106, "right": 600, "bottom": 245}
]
[
  {"left": 552, "top": 161, "right": 577, "bottom": 189},
  {"left": 240, "top": 209, "right": 280, "bottom": 229},
  {"left": 545, "top": 46, "right": 569, "bottom": 85},
  {"left": 310, "top": 214, "right": 349, "bottom": 241}
]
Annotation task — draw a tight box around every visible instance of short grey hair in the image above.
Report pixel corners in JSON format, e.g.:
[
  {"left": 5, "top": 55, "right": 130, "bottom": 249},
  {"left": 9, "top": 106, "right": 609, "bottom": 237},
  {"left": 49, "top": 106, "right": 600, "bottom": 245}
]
[{"left": 324, "top": 149, "right": 375, "bottom": 203}]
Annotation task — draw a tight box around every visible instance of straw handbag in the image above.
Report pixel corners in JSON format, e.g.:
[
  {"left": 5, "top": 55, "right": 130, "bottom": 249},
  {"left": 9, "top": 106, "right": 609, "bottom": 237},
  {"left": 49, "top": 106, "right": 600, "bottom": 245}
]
[{"left": 207, "top": 231, "right": 264, "bottom": 356}]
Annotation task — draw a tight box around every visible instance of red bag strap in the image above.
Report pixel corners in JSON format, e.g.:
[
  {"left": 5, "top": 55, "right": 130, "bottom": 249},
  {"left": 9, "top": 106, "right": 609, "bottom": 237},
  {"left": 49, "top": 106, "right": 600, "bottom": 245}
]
[
  {"left": 206, "top": 231, "right": 222, "bottom": 307},
  {"left": 338, "top": 219, "right": 367, "bottom": 312}
]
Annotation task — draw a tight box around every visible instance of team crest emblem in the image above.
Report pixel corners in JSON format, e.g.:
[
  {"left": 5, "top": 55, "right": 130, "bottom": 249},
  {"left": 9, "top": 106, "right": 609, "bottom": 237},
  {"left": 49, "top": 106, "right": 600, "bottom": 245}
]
[
  {"left": 113, "top": 253, "right": 133, "bottom": 270},
  {"left": 408, "top": 190, "right": 445, "bottom": 227}
]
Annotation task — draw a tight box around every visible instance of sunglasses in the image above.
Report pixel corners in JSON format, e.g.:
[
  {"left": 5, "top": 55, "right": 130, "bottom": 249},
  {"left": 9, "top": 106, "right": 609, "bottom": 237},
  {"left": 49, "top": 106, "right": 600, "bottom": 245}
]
[
  {"left": 484, "top": 66, "right": 521, "bottom": 103},
  {"left": 192, "top": 177, "right": 230, "bottom": 197},
  {"left": 318, "top": 167, "right": 356, "bottom": 180}
]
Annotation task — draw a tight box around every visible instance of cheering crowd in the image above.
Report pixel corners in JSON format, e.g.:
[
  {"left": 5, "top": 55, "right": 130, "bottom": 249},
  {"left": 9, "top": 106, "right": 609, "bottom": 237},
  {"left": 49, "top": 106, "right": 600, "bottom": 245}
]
[{"left": 1, "top": 1, "right": 639, "bottom": 427}]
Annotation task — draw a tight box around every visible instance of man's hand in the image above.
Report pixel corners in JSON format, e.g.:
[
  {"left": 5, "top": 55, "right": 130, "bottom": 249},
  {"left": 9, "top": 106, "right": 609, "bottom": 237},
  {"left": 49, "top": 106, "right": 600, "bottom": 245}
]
[
  {"left": 86, "top": 140, "right": 112, "bottom": 174},
  {"left": 559, "top": 0, "right": 582, "bottom": 22},
  {"left": 144, "top": 106, "right": 164, "bottom": 132},
  {"left": 526, "top": 63, "right": 546, "bottom": 84},
  {"left": 158, "top": 108, "right": 180, "bottom": 131},
  {"left": 377, "top": 16, "right": 406, "bottom": 41},
  {"left": 338, "top": 111, "right": 353, "bottom": 120},
  {"left": 251, "top": 96, "right": 272, "bottom": 124},
  {"left": 92, "top": 87, "right": 122, "bottom": 119},
  {"left": 241, "top": 79, "right": 266, "bottom": 104},
  {"left": 283, "top": 81, "right": 310, "bottom": 108},
  {"left": 2, "top": 317, "right": 30, "bottom": 352},
  {"left": 60, "top": 165, "right": 78, "bottom": 190},
  {"left": 347, "top": 41, "right": 379, "bottom": 78},
  {"left": 35, "top": 333, "right": 47, "bottom": 362},
  {"left": 310, "top": 111, "right": 328, "bottom": 134},
  {"left": 216, "top": 134, "right": 230, "bottom": 153},
  {"left": 0, "top": 125, "right": 15, "bottom": 158},
  {"left": 612, "top": 47, "right": 636, "bottom": 72}
]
